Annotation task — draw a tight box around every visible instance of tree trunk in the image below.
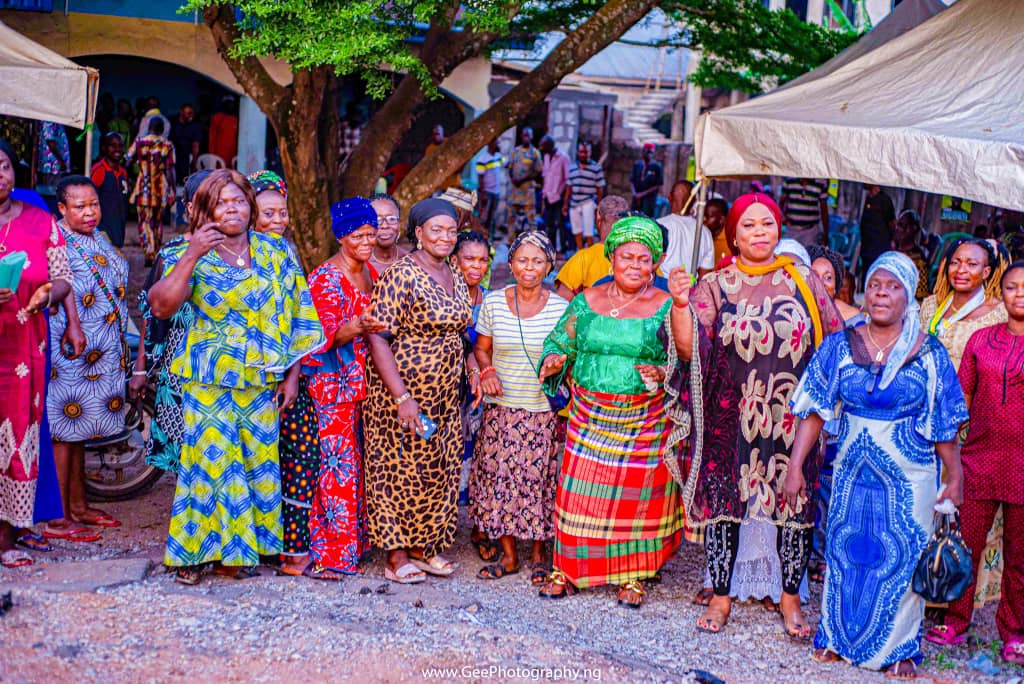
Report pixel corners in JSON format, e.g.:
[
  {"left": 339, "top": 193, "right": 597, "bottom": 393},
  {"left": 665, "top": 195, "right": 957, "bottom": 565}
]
[
  {"left": 277, "top": 67, "right": 340, "bottom": 271},
  {"left": 393, "top": 0, "right": 659, "bottom": 209}
]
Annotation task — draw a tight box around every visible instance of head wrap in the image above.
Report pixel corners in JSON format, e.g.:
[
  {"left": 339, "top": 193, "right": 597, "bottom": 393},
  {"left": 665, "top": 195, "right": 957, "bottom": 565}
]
[
  {"left": 247, "top": 170, "right": 287, "bottom": 198},
  {"left": 725, "top": 192, "right": 782, "bottom": 255},
  {"left": 642, "top": 142, "right": 656, "bottom": 151},
  {"left": 865, "top": 251, "right": 921, "bottom": 390},
  {"left": 406, "top": 197, "right": 457, "bottom": 243},
  {"left": 509, "top": 229, "right": 555, "bottom": 267},
  {"left": 775, "top": 238, "right": 811, "bottom": 267},
  {"left": 330, "top": 197, "right": 377, "bottom": 240},
  {"left": 0, "top": 138, "right": 20, "bottom": 169},
  {"left": 807, "top": 244, "right": 846, "bottom": 293},
  {"left": 604, "top": 215, "right": 664, "bottom": 263},
  {"left": 439, "top": 187, "right": 477, "bottom": 213},
  {"left": 183, "top": 169, "right": 212, "bottom": 204}
]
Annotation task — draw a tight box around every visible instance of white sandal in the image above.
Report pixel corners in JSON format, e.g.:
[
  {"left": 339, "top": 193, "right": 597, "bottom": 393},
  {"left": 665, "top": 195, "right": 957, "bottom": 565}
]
[
  {"left": 410, "top": 555, "right": 456, "bottom": 576},
  {"left": 384, "top": 562, "right": 426, "bottom": 584}
]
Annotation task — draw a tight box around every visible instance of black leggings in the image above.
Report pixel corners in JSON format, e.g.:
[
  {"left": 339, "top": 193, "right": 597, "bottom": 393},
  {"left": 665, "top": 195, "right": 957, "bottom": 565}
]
[{"left": 705, "top": 521, "right": 813, "bottom": 597}]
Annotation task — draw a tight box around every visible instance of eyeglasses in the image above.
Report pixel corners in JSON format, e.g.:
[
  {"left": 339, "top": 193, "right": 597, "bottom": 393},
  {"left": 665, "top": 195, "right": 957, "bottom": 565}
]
[{"left": 377, "top": 215, "right": 400, "bottom": 225}]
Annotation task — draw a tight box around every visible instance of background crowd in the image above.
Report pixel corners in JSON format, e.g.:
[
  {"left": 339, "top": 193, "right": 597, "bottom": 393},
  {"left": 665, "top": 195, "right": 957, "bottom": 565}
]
[{"left": 0, "top": 124, "right": 1022, "bottom": 680}]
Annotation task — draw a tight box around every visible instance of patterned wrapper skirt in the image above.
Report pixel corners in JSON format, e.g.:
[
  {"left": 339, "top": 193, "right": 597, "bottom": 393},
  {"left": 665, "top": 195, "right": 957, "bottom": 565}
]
[
  {"left": 554, "top": 387, "right": 682, "bottom": 588},
  {"left": 165, "top": 382, "right": 282, "bottom": 567},
  {"left": 279, "top": 378, "right": 320, "bottom": 557},
  {"left": 469, "top": 404, "right": 559, "bottom": 541}
]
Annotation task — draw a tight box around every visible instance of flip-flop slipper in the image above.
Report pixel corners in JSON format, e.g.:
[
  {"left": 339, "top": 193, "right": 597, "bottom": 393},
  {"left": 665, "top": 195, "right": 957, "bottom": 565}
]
[
  {"left": 1003, "top": 640, "right": 1024, "bottom": 665},
  {"left": 695, "top": 607, "right": 729, "bottom": 634},
  {"left": 213, "top": 565, "right": 259, "bottom": 580},
  {"left": 302, "top": 564, "right": 344, "bottom": 581},
  {"left": 385, "top": 562, "right": 426, "bottom": 584},
  {"left": 15, "top": 533, "right": 52, "bottom": 552},
  {"left": 42, "top": 527, "right": 101, "bottom": 542},
  {"left": 811, "top": 649, "right": 841, "bottom": 664},
  {"left": 924, "top": 625, "right": 966, "bottom": 646},
  {"left": 175, "top": 567, "right": 201, "bottom": 585},
  {"left": 410, "top": 555, "right": 455, "bottom": 576},
  {"left": 1, "top": 549, "right": 33, "bottom": 568},
  {"left": 75, "top": 512, "right": 122, "bottom": 528},
  {"left": 529, "top": 562, "right": 552, "bottom": 586},
  {"left": 478, "top": 563, "right": 520, "bottom": 580},
  {"left": 692, "top": 587, "right": 714, "bottom": 606},
  {"left": 472, "top": 537, "right": 502, "bottom": 562},
  {"left": 781, "top": 613, "right": 812, "bottom": 643}
]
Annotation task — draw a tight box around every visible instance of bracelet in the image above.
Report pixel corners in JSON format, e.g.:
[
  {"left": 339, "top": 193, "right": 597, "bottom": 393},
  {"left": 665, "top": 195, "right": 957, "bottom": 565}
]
[
  {"left": 394, "top": 391, "right": 411, "bottom": 406},
  {"left": 480, "top": 366, "right": 497, "bottom": 379},
  {"left": 131, "top": 370, "right": 147, "bottom": 377},
  {"left": 672, "top": 301, "right": 688, "bottom": 310},
  {"left": 467, "top": 367, "right": 480, "bottom": 377}
]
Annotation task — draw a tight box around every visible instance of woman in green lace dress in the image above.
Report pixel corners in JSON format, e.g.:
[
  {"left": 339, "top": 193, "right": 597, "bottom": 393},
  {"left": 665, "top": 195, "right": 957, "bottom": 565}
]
[{"left": 536, "top": 216, "right": 691, "bottom": 609}]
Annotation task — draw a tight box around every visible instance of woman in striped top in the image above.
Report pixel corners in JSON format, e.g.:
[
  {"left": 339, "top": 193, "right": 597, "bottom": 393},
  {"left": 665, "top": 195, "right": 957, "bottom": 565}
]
[{"left": 469, "top": 230, "right": 568, "bottom": 583}]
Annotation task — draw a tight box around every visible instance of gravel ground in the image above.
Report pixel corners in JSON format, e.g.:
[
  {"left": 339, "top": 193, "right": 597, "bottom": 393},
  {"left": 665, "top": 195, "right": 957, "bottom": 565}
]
[
  {"left": 1, "top": 474, "right": 1020, "bottom": 683},
  {"left": 1, "top": 224, "right": 1020, "bottom": 683}
]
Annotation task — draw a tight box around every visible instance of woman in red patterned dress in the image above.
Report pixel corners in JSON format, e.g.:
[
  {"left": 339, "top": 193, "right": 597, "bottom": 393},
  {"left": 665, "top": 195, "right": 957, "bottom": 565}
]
[{"left": 302, "top": 198, "right": 385, "bottom": 577}]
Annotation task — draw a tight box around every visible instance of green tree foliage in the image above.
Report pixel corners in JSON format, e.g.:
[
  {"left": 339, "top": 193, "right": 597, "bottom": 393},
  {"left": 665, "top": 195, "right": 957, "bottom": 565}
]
[{"left": 184, "top": 0, "right": 856, "bottom": 267}]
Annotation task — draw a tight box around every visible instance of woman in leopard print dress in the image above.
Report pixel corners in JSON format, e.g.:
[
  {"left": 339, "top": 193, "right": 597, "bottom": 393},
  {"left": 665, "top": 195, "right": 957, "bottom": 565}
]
[{"left": 364, "top": 198, "right": 481, "bottom": 584}]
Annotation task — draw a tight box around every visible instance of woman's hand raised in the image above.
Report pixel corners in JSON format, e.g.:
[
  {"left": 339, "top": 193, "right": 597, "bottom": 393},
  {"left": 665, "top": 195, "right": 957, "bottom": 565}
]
[{"left": 667, "top": 267, "right": 692, "bottom": 308}]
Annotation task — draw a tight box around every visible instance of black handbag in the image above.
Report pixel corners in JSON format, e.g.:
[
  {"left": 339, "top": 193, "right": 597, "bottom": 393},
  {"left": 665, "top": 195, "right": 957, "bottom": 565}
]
[{"left": 912, "top": 511, "right": 974, "bottom": 603}]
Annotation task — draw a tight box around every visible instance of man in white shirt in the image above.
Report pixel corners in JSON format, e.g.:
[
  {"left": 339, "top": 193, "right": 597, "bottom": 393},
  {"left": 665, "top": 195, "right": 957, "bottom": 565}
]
[{"left": 657, "top": 180, "right": 714, "bottom": 277}]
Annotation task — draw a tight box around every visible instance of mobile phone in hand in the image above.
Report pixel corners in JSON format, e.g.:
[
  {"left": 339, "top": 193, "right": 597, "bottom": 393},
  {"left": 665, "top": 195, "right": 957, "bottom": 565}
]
[{"left": 417, "top": 414, "right": 437, "bottom": 441}]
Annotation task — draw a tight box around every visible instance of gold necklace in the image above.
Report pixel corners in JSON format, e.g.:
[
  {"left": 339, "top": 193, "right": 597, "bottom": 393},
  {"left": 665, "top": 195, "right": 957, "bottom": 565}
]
[
  {"left": 865, "top": 324, "right": 899, "bottom": 363},
  {"left": 219, "top": 241, "right": 249, "bottom": 267},
  {"left": 0, "top": 220, "right": 12, "bottom": 255},
  {"left": 607, "top": 282, "right": 648, "bottom": 318}
]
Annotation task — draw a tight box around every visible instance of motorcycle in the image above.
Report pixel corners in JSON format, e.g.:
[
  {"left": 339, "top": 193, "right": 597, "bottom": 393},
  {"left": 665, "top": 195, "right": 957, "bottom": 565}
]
[{"left": 83, "top": 328, "right": 166, "bottom": 501}]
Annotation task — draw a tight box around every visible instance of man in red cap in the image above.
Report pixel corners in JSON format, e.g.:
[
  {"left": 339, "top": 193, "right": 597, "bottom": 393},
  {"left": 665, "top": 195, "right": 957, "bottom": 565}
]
[{"left": 630, "top": 142, "right": 663, "bottom": 217}]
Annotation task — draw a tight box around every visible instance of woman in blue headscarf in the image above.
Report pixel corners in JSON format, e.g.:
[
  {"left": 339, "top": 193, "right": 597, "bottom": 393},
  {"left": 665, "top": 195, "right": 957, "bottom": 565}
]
[
  {"left": 786, "top": 252, "right": 969, "bottom": 679},
  {"left": 301, "top": 197, "right": 384, "bottom": 579}
]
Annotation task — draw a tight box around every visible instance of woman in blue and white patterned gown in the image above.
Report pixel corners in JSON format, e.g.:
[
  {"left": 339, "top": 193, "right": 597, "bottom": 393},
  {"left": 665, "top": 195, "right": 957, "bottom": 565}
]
[{"left": 784, "top": 252, "right": 968, "bottom": 679}]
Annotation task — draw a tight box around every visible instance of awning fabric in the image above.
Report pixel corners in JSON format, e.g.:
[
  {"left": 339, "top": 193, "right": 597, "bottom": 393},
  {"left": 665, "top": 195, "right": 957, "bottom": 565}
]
[
  {"left": 0, "top": 20, "right": 98, "bottom": 129},
  {"left": 695, "top": 0, "right": 1024, "bottom": 211}
]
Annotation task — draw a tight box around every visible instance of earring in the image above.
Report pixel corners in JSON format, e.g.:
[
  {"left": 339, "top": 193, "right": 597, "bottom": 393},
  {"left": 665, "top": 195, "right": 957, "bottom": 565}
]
[{"left": 417, "top": 239, "right": 423, "bottom": 250}]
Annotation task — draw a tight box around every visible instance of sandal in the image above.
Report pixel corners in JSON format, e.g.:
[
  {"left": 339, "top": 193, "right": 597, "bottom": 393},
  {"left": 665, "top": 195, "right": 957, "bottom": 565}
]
[
  {"left": 384, "top": 563, "right": 426, "bottom": 584},
  {"left": 812, "top": 649, "right": 841, "bottom": 664},
  {"left": 477, "top": 563, "right": 519, "bottom": 580},
  {"left": 538, "top": 569, "right": 578, "bottom": 600},
  {"left": 175, "top": 567, "right": 201, "bottom": 585},
  {"left": 74, "top": 511, "right": 122, "bottom": 528},
  {"left": 885, "top": 659, "right": 917, "bottom": 680},
  {"left": 212, "top": 565, "right": 260, "bottom": 580},
  {"left": 471, "top": 536, "right": 501, "bottom": 563},
  {"left": 409, "top": 555, "right": 455, "bottom": 577},
  {"left": 692, "top": 587, "right": 714, "bottom": 606},
  {"left": 1003, "top": 640, "right": 1024, "bottom": 665},
  {"left": 302, "top": 563, "right": 344, "bottom": 582},
  {"left": 1, "top": 549, "right": 33, "bottom": 568},
  {"left": 924, "top": 624, "right": 966, "bottom": 646},
  {"left": 696, "top": 605, "right": 730, "bottom": 634},
  {"left": 781, "top": 607, "right": 812, "bottom": 643},
  {"left": 15, "top": 532, "right": 52, "bottom": 552},
  {"left": 617, "top": 580, "right": 646, "bottom": 610},
  {"left": 529, "top": 562, "right": 551, "bottom": 586},
  {"left": 42, "top": 526, "right": 101, "bottom": 543}
]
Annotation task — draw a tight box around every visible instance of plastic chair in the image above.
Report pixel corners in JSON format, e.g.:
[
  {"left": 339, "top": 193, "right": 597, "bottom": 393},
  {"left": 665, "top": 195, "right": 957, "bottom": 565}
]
[{"left": 196, "top": 153, "right": 226, "bottom": 170}]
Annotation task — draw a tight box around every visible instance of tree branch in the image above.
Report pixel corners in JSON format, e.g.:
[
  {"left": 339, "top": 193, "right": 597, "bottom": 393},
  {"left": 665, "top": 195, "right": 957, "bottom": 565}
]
[
  {"left": 203, "top": 5, "right": 290, "bottom": 121},
  {"left": 394, "top": 0, "right": 660, "bottom": 206}
]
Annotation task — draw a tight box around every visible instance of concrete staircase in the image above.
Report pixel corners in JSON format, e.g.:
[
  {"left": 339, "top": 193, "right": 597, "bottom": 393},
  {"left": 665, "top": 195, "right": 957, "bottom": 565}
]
[{"left": 623, "top": 90, "right": 678, "bottom": 145}]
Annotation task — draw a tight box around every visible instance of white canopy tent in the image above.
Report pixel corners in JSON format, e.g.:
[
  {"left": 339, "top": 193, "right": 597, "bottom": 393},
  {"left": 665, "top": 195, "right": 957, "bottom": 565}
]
[
  {"left": 694, "top": 0, "right": 1024, "bottom": 214},
  {"left": 0, "top": 20, "right": 99, "bottom": 169}
]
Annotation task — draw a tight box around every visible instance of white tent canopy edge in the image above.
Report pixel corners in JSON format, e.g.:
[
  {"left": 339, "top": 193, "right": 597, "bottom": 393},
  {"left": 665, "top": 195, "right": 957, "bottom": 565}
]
[{"left": 694, "top": 0, "right": 1024, "bottom": 213}]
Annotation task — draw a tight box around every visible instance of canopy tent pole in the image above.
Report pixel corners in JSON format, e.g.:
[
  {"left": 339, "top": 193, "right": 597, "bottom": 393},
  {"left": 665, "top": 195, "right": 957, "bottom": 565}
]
[{"left": 689, "top": 179, "right": 708, "bottom": 276}]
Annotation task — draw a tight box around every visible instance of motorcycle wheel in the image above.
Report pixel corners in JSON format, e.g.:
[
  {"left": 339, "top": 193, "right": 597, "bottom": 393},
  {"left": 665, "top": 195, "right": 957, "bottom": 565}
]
[{"left": 84, "top": 397, "right": 166, "bottom": 502}]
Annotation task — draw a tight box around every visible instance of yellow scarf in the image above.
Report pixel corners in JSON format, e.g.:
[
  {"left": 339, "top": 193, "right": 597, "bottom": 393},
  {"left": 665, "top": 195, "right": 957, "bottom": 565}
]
[{"left": 735, "top": 255, "right": 825, "bottom": 348}]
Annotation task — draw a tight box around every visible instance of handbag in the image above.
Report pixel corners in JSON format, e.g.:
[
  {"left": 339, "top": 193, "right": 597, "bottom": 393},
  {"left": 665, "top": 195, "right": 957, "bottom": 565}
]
[
  {"left": 912, "top": 511, "right": 974, "bottom": 603},
  {"left": 514, "top": 287, "right": 570, "bottom": 412}
]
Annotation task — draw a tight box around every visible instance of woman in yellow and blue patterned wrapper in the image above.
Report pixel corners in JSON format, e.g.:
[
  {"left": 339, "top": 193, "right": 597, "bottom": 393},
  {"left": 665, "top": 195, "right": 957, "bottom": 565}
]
[{"left": 148, "top": 169, "right": 323, "bottom": 586}]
